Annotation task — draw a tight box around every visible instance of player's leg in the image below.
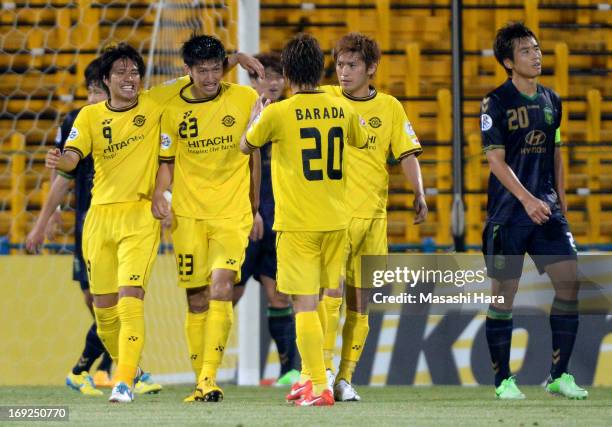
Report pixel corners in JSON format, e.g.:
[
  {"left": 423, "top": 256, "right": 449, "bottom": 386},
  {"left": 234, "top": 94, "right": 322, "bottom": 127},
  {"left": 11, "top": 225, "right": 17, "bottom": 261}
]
[
  {"left": 529, "top": 219, "right": 586, "bottom": 399},
  {"left": 276, "top": 231, "right": 332, "bottom": 406},
  {"left": 172, "top": 216, "right": 210, "bottom": 402},
  {"left": 334, "top": 218, "right": 383, "bottom": 401},
  {"left": 482, "top": 222, "right": 527, "bottom": 399},
  {"left": 111, "top": 201, "right": 161, "bottom": 402},
  {"left": 231, "top": 234, "right": 260, "bottom": 306},
  {"left": 321, "top": 281, "right": 343, "bottom": 382},
  {"left": 262, "top": 274, "right": 299, "bottom": 386},
  {"left": 195, "top": 213, "right": 251, "bottom": 402}
]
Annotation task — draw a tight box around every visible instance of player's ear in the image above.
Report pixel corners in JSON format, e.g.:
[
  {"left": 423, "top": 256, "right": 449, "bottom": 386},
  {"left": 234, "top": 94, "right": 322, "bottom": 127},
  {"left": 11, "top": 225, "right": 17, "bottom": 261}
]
[
  {"left": 502, "top": 57, "right": 514, "bottom": 72},
  {"left": 367, "top": 62, "right": 378, "bottom": 78},
  {"left": 183, "top": 64, "right": 192, "bottom": 78}
]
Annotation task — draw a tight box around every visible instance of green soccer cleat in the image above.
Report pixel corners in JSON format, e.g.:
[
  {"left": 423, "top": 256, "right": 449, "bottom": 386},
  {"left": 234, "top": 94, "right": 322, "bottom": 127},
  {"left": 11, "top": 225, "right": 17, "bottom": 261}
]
[
  {"left": 275, "top": 369, "right": 300, "bottom": 387},
  {"left": 545, "top": 373, "right": 588, "bottom": 400},
  {"left": 495, "top": 376, "right": 525, "bottom": 400}
]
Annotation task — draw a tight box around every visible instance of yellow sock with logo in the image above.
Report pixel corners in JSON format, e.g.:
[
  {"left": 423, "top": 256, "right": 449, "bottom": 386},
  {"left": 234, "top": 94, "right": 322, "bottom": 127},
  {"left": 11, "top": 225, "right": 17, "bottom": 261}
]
[
  {"left": 322, "top": 295, "right": 342, "bottom": 371},
  {"left": 185, "top": 310, "right": 208, "bottom": 377},
  {"left": 198, "top": 300, "right": 233, "bottom": 384},
  {"left": 296, "top": 311, "right": 327, "bottom": 395},
  {"left": 114, "top": 296, "right": 145, "bottom": 386},
  {"left": 93, "top": 305, "right": 120, "bottom": 362},
  {"left": 337, "top": 310, "right": 369, "bottom": 384}
]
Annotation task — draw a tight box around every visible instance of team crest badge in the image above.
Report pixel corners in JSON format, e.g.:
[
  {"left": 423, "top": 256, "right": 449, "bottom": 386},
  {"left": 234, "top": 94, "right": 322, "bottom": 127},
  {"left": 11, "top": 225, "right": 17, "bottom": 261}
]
[
  {"left": 133, "top": 115, "right": 146, "bottom": 127},
  {"left": 222, "top": 115, "right": 236, "bottom": 127},
  {"left": 543, "top": 107, "right": 553, "bottom": 125},
  {"left": 368, "top": 117, "right": 382, "bottom": 128}
]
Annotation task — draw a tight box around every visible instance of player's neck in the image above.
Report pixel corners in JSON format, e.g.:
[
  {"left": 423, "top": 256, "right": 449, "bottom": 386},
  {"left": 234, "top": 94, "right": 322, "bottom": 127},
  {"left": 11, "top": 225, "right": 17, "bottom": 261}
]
[
  {"left": 343, "top": 82, "right": 371, "bottom": 98},
  {"left": 511, "top": 75, "right": 538, "bottom": 97},
  {"left": 290, "top": 83, "right": 317, "bottom": 94},
  {"left": 108, "top": 95, "right": 138, "bottom": 110}
]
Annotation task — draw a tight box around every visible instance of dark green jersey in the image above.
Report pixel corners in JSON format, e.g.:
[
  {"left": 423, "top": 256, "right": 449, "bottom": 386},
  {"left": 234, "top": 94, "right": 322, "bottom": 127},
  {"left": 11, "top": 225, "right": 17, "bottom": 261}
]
[{"left": 481, "top": 79, "right": 563, "bottom": 225}]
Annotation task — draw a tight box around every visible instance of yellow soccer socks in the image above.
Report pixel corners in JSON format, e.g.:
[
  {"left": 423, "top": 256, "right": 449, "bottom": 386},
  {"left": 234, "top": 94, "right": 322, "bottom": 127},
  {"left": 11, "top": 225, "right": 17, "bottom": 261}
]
[
  {"left": 185, "top": 310, "right": 208, "bottom": 377},
  {"left": 198, "top": 300, "right": 233, "bottom": 384},
  {"left": 295, "top": 311, "right": 327, "bottom": 395},
  {"left": 322, "top": 295, "right": 342, "bottom": 371},
  {"left": 337, "top": 310, "right": 369, "bottom": 384},
  {"left": 93, "top": 305, "right": 120, "bottom": 362},
  {"left": 114, "top": 296, "right": 145, "bottom": 386}
]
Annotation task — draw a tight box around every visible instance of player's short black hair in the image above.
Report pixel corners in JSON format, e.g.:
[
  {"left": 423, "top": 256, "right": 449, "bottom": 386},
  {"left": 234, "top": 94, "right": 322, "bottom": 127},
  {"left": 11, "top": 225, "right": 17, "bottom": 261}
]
[
  {"left": 84, "top": 57, "right": 103, "bottom": 88},
  {"left": 281, "top": 33, "right": 324, "bottom": 87},
  {"left": 99, "top": 43, "right": 145, "bottom": 94},
  {"left": 333, "top": 32, "right": 381, "bottom": 70},
  {"left": 248, "top": 52, "right": 282, "bottom": 80},
  {"left": 494, "top": 22, "right": 539, "bottom": 76},
  {"left": 181, "top": 34, "right": 226, "bottom": 67}
]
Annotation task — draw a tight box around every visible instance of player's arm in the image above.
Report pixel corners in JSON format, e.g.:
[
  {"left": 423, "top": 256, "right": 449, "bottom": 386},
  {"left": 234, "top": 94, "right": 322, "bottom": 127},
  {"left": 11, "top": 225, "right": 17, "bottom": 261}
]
[
  {"left": 240, "top": 95, "right": 272, "bottom": 154},
  {"left": 48, "top": 112, "right": 92, "bottom": 173},
  {"left": 485, "top": 150, "right": 550, "bottom": 225},
  {"left": 45, "top": 148, "right": 80, "bottom": 172},
  {"left": 249, "top": 149, "right": 261, "bottom": 216},
  {"left": 553, "top": 129, "right": 567, "bottom": 214},
  {"left": 25, "top": 174, "right": 71, "bottom": 253},
  {"left": 224, "top": 53, "right": 264, "bottom": 79},
  {"left": 152, "top": 162, "right": 174, "bottom": 220},
  {"left": 400, "top": 155, "right": 427, "bottom": 224}
]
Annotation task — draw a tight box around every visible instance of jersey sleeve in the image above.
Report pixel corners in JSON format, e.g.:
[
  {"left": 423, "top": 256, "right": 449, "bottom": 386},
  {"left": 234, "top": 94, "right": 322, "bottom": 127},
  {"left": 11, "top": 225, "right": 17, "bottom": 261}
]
[
  {"left": 64, "top": 109, "right": 92, "bottom": 160},
  {"left": 245, "top": 104, "right": 277, "bottom": 149},
  {"left": 346, "top": 107, "right": 369, "bottom": 148},
  {"left": 159, "top": 109, "right": 177, "bottom": 162},
  {"left": 390, "top": 98, "right": 422, "bottom": 160},
  {"left": 480, "top": 94, "right": 505, "bottom": 152},
  {"left": 553, "top": 91, "right": 563, "bottom": 146}
]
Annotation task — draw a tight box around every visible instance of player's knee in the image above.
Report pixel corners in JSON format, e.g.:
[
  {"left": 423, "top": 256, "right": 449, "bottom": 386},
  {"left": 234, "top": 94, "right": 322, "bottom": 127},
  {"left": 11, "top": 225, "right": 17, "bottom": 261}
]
[
  {"left": 186, "top": 287, "right": 209, "bottom": 312},
  {"left": 325, "top": 286, "right": 343, "bottom": 299},
  {"left": 210, "top": 279, "right": 234, "bottom": 301},
  {"left": 118, "top": 285, "right": 145, "bottom": 300},
  {"left": 269, "top": 291, "right": 291, "bottom": 308},
  {"left": 83, "top": 289, "right": 94, "bottom": 310}
]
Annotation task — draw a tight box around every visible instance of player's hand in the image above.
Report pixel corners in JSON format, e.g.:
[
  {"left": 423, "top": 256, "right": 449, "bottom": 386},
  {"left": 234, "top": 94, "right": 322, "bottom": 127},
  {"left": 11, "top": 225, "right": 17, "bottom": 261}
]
[
  {"left": 161, "top": 210, "right": 173, "bottom": 229},
  {"left": 235, "top": 52, "right": 265, "bottom": 80},
  {"left": 45, "top": 210, "right": 63, "bottom": 241},
  {"left": 45, "top": 148, "right": 61, "bottom": 169},
  {"left": 151, "top": 190, "right": 170, "bottom": 220},
  {"left": 413, "top": 194, "right": 428, "bottom": 224},
  {"left": 249, "top": 95, "right": 271, "bottom": 123},
  {"left": 249, "top": 211, "right": 264, "bottom": 241},
  {"left": 25, "top": 224, "right": 45, "bottom": 254},
  {"left": 523, "top": 196, "right": 551, "bottom": 225}
]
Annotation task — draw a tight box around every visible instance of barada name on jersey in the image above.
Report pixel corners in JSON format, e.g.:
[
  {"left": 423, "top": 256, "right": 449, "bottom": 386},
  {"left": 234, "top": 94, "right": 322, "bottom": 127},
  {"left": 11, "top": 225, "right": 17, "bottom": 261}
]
[{"left": 295, "top": 106, "right": 345, "bottom": 121}]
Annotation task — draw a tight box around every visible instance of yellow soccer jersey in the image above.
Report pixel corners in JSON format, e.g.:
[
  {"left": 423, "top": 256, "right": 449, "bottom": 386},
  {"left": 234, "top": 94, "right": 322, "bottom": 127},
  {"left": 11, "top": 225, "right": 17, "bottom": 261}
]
[
  {"left": 321, "top": 85, "right": 422, "bottom": 218},
  {"left": 160, "top": 82, "right": 258, "bottom": 219},
  {"left": 64, "top": 76, "right": 190, "bottom": 205},
  {"left": 246, "top": 90, "right": 369, "bottom": 231}
]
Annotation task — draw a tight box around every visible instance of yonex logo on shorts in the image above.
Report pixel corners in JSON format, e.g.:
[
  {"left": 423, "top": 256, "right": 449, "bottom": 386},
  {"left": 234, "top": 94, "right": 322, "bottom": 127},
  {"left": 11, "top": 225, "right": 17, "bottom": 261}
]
[
  {"left": 129, "top": 274, "right": 140, "bottom": 281},
  {"left": 128, "top": 336, "right": 138, "bottom": 342},
  {"left": 226, "top": 259, "right": 236, "bottom": 265}
]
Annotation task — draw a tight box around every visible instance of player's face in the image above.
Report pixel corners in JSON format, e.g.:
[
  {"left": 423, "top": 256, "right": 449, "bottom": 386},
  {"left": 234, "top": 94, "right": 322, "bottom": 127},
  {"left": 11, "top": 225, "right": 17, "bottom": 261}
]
[
  {"left": 104, "top": 58, "right": 141, "bottom": 103},
  {"left": 87, "top": 84, "right": 107, "bottom": 105},
  {"left": 251, "top": 67, "right": 284, "bottom": 102},
  {"left": 187, "top": 59, "right": 224, "bottom": 97},
  {"left": 506, "top": 37, "right": 542, "bottom": 79},
  {"left": 336, "top": 51, "right": 376, "bottom": 95}
]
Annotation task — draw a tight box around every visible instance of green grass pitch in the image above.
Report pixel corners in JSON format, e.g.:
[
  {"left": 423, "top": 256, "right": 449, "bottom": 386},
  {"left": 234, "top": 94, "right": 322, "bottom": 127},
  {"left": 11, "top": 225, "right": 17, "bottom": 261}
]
[{"left": 1, "top": 385, "right": 611, "bottom": 426}]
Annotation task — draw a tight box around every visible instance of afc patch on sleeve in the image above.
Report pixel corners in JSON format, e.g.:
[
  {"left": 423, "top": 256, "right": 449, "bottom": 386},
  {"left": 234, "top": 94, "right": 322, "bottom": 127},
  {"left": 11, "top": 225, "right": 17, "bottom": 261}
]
[
  {"left": 404, "top": 120, "right": 417, "bottom": 137},
  {"left": 480, "top": 114, "right": 493, "bottom": 131},
  {"left": 161, "top": 133, "right": 172, "bottom": 150},
  {"left": 55, "top": 128, "right": 62, "bottom": 144},
  {"left": 67, "top": 127, "right": 79, "bottom": 141}
]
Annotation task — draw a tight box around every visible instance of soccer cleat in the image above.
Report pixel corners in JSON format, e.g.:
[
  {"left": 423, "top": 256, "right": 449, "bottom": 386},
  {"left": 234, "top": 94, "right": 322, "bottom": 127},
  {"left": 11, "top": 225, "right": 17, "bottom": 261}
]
[
  {"left": 66, "top": 371, "right": 104, "bottom": 396},
  {"left": 275, "top": 369, "right": 301, "bottom": 387},
  {"left": 134, "top": 372, "right": 162, "bottom": 395},
  {"left": 295, "top": 389, "right": 335, "bottom": 407},
  {"left": 326, "top": 369, "right": 336, "bottom": 391},
  {"left": 183, "top": 389, "right": 197, "bottom": 403},
  {"left": 333, "top": 379, "right": 361, "bottom": 402},
  {"left": 109, "top": 382, "right": 134, "bottom": 403},
  {"left": 545, "top": 373, "right": 588, "bottom": 400},
  {"left": 194, "top": 378, "right": 224, "bottom": 402},
  {"left": 286, "top": 379, "right": 312, "bottom": 402},
  {"left": 93, "top": 370, "right": 113, "bottom": 388},
  {"left": 495, "top": 376, "right": 526, "bottom": 400}
]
